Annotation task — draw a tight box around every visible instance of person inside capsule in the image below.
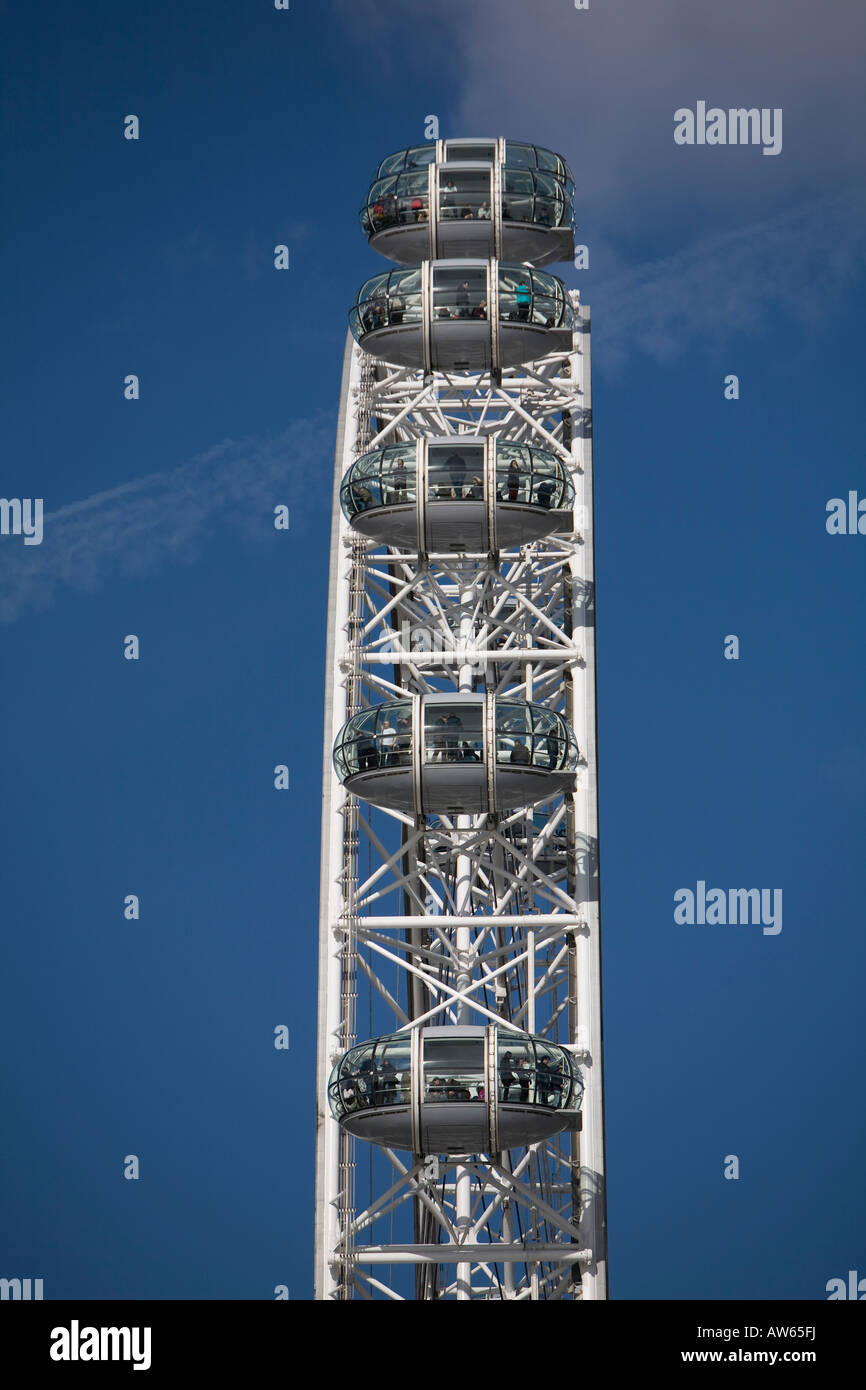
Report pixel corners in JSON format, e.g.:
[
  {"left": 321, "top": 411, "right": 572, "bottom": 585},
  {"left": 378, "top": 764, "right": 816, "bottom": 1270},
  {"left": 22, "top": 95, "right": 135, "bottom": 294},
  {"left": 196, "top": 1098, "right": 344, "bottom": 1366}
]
[
  {"left": 446, "top": 449, "right": 466, "bottom": 498},
  {"left": 350, "top": 481, "right": 375, "bottom": 511},
  {"left": 391, "top": 457, "right": 408, "bottom": 503},
  {"left": 331, "top": 1031, "right": 578, "bottom": 1123}
]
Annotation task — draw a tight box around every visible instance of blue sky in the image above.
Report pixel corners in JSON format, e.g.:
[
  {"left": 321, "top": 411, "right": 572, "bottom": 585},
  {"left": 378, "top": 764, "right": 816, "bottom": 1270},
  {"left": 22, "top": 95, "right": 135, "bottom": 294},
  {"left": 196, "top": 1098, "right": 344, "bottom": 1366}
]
[{"left": 1, "top": 0, "right": 864, "bottom": 1299}]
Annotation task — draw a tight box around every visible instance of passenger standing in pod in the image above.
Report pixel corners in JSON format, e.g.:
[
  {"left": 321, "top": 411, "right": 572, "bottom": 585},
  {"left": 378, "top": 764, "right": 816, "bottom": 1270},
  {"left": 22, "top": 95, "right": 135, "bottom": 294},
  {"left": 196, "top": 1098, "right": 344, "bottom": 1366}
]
[
  {"left": 447, "top": 450, "right": 466, "bottom": 499},
  {"left": 445, "top": 711, "right": 463, "bottom": 761},
  {"left": 507, "top": 456, "right": 521, "bottom": 501},
  {"left": 350, "top": 481, "right": 374, "bottom": 511},
  {"left": 359, "top": 1054, "right": 376, "bottom": 1104},
  {"left": 548, "top": 1057, "right": 565, "bottom": 1107},
  {"left": 431, "top": 713, "right": 449, "bottom": 763},
  {"left": 379, "top": 1056, "right": 398, "bottom": 1105},
  {"left": 500, "top": 1051, "right": 516, "bottom": 1102},
  {"left": 536, "top": 477, "right": 555, "bottom": 509},
  {"left": 518, "top": 1057, "right": 531, "bottom": 1103},
  {"left": 392, "top": 456, "right": 408, "bottom": 504},
  {"left": 535, "top": 1054, "right": 552, "bottom": 1106},
  {"left": 394, "top": 716, "right": 411, "bottom": 765},
  {"left": 371, "top": 287, "right": 388, "bottom": 329},
  {"left": 356, "top": 729, "right": 378, "bottom": 773},
  {"left": 379, "top": 715, "right": 397, "bottom": 766}
]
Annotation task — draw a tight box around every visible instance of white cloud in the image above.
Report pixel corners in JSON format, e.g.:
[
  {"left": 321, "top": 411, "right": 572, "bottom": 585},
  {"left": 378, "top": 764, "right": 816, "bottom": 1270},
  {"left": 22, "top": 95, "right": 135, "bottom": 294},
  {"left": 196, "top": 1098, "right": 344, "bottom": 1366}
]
[{"left": 342, "top": 0, "right": 865, "bottom": 233}]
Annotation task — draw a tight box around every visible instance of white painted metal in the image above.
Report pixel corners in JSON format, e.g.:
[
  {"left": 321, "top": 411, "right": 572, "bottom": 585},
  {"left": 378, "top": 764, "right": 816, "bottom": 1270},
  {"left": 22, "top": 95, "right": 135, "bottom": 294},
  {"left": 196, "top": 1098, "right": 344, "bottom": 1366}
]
[{"left": 315, "top": 291, "right": 606, "bottom": 1300}]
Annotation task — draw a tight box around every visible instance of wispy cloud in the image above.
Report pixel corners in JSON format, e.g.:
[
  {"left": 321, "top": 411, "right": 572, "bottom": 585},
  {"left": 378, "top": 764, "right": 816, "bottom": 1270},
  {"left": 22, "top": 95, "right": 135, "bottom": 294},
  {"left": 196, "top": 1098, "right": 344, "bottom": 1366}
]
[
  {"left": 0, "top": 413, "right": 334, "bottom": 624},
  {"left": 4, "top": 183, "right": 861, "bottom": 625},
  {"left": 591, "top": 190, "right": 866, "bottom": 369}
]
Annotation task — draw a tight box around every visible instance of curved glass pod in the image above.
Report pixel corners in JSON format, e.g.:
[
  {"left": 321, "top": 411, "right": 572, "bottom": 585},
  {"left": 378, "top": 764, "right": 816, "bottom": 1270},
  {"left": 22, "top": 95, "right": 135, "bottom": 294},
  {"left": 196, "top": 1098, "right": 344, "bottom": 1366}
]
[
  {"left": 333, "top": 693, "right": 579, "bottom": 815},
  {"left": 349, "top": 261, "right": 574, "bottom": 373},
  {"left": 340, "top": 437, "right": 575, "bottom": 552},
  {"left": 328, "top": 1024, "right": 581, "bottom": 1154},
  {"left": 361, "top": 138, "right": 574, "bottom": 267},
  {"left": 370, "top": 140, "right": 573, "bottom": 185}
]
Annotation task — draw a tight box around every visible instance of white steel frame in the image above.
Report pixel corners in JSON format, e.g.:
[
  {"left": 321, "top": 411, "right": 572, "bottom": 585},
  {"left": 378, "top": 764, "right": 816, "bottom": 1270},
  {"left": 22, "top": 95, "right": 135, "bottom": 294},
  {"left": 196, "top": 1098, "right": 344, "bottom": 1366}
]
[{"left": 315, "top": 299, "right": 606, "bottom": 1300}]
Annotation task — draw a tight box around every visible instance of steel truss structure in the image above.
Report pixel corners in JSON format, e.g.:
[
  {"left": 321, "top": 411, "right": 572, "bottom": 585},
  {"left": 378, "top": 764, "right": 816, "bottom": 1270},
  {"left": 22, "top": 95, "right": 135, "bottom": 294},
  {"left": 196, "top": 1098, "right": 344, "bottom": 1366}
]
[{"left": 315, "top": 305, "right": 606, "bottom": 1299}]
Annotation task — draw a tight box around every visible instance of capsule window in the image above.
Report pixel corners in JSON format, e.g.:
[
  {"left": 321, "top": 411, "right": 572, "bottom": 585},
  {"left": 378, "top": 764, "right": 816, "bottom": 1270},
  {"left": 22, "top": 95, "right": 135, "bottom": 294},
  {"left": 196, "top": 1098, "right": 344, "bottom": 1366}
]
[
  {"left": 337, "top": 1041, "right": 378, "bottom": 1113},
  {"left": 380, "top": 444, "right": 418, "bottom": 504},
  {"left": 370, "top": 176, "right": 398, "bottom": 203},
  {"left": 358, "top": 272, "right": 390, "bottom": 320},
  {"left": 438, "top": 170, "right": 492, "bottom": 223},
  {"left": 365, "top": 179, "right": 401, "bottom": 234},
  {"left": 377, "top": 151, "right": 407, "bottom": 178},
  {"left": 424, "top": 703, "right": 483, "bottom": 765},
  {"left": 534, "top": 172, "right": 563, "bottom": 227},
  {"left": 375, "top": 1037, "right": 412, "bottom": 1106},
  {"left": 505, "top": 141, "right": 535, "bottom": 169},
  {"left": 529, "top": 706, "right": 564, "bottom": 769},
  {"left": 496, "top": 444, "right": 532, "bottom": 502},
  {"left": 535, "top": 147, "right": 559, "bottom": 174},
  {"left": 503, "top": 168, "right": 533, "bottom": 195},
  {"left": 405, "top": 144, "right": 436, "bottom": 169},
  {"left": 423, "top": 1037, "right": 485, "bottom": 1103},
  {"left": 374, "top": 706, "right": 410, "bottom": 769},
  {"left": 383, "top": 267, "right": 422, "bottom": 325},
  {"left": 427, "top": 443, "right": 484, "bottom": 501},
  {"left": 526, "top": 450, "right": 565, "bottom": 509},
  {"left": 393, "top": 169, "right": 429, "bottom": 225},
  {"left": 502, "top": 167, "right": 533, "bottom": 225},
  {"left": 342, "top": 710, "right": 378, "bottom": 777},
  {"left": 534, "top": 1048, "right": 571, "bottom": 1107},
  {"left": 498, "top": 268, "right": 533, "bottom": 323},
  {"left": 432, "top": 266, "right": 487, "bottom": 321},
  {"left": 495, "top": 703, "right": 533, "bottom": 766},
  {"left": 445, "top": 142, "right": 495, "bottom": 163},
  {"left": 532, "top": 293, "right": 557, "bottom": 326},
  {"left": 342, "top": 453, "right": 385, "bottom": 514},
  {"left": 498, "top": 1037, "right": 535, "bottom": 1103}
]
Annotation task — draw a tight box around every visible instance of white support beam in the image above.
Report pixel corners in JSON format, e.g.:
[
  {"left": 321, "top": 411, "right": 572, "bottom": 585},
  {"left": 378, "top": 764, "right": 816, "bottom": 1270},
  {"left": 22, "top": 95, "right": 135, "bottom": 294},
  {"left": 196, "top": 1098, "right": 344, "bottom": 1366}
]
[{"left": 315, "top": 301, "right": 606, "bottom": 1300}]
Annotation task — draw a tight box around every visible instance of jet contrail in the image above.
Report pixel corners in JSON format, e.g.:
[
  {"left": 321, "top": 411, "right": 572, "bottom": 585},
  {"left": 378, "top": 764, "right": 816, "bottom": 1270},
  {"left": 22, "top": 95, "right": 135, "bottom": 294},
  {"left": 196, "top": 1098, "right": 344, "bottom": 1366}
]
[{"left": 0, "top": 414, "right": 333, "bottom": 623}]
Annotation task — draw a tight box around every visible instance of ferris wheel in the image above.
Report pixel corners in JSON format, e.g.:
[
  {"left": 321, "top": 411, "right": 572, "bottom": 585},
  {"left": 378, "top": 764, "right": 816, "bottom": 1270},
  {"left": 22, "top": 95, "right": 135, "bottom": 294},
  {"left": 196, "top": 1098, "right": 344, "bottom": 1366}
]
[{"left": 314, "top": 135, "right": 606, "bottom": 1301}]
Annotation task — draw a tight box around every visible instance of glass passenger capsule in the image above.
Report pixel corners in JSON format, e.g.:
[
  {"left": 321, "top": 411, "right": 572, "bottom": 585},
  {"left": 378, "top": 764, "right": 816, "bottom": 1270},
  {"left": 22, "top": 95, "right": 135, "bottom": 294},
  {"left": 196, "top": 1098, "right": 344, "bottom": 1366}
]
[
  {"left": 328, "top": 1024, "right": 582, "bottom": 1154},
  {"left": 333, "top": 693, "right": 579, "bottom": 814},
  {"left": 340, "top": 437, "right": 575, "bottom": 552},
  {"left": 359, "top": 138, "right": 575, "bottom": 268},
  {"left": 348, "top": 260, "right": 574, "bottom": 372}
]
